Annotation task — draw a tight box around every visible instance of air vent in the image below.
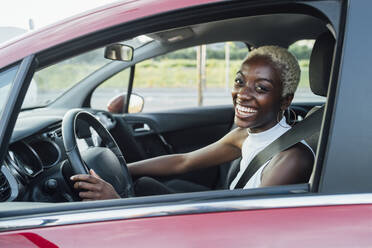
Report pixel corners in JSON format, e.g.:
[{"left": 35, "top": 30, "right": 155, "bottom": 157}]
[
  {"left": 0, "top": 170, "right": 11, "bottom": 201},
  {"left": 55, "top": 128, "right": 62, "bottom": 138},
  {"left": 46, "top": 122, "right": 62, "bottom": 139}
]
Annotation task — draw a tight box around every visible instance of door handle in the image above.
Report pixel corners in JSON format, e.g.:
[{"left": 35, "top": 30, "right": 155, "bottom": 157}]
[{"left": 133, "top": 123, "right": 151, "bottom": 133}]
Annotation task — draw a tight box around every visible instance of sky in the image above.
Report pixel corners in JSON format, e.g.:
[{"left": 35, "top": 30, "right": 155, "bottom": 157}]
[{"left": 0, "top": 0, "right": 114, "bottom": 31}]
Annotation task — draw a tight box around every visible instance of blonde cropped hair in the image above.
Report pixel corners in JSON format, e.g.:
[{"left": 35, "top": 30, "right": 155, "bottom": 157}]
[{"left": 246, "top": 45, "right": 301, "bottom": 97}]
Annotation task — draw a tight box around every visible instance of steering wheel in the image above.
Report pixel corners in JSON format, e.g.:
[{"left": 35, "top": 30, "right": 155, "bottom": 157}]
[{"left": 62, "top": 109, "right": 134, "bottom": 198}]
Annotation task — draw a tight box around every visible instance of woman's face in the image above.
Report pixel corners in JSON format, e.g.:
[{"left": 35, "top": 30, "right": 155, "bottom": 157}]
[{"left": 231, "top": 56, "right": 284, "bottom": 132}]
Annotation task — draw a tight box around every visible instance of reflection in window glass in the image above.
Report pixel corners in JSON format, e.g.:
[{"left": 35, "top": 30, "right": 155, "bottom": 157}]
[
  {"left": 0, "top": 65, "right": 19, "bottom": 113},
  {"left": 23, "top": 48, "right": 110, "bottom": 109}
]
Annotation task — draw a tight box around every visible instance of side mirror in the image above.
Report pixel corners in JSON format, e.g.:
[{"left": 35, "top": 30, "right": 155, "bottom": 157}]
[
  {"left": 104, "top": 44, "right": 133, "bottom": 61},
  {"left": 107, "top": 93, "right": 144, "bottom": 114}
]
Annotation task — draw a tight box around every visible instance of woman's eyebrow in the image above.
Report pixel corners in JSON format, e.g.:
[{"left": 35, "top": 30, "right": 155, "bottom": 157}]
[
  {"left": 236, "top": 71, "right": 274, "bottom": 85},
  {"left": 236, "top": 70, "right": 243, "bottom": 76},
  {"left": 255, "top": 77, "right": 274, "bottom": 85}
]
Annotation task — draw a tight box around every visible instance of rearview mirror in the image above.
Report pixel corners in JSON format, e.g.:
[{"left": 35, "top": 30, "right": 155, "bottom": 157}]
[
  {"left": 107, "top": 93, "right": 144, "bottom": 114},
  {"left": 104, "top": 44, "right": 134, "bottom": 61}
]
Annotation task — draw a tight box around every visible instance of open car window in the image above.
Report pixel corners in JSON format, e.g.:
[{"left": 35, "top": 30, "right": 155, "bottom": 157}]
[
  {"left": 92, "top": 39, "right": 324, "bottom": 113},
  {"left": 7, "top": 13, "right": 331, "bottom": 204}
]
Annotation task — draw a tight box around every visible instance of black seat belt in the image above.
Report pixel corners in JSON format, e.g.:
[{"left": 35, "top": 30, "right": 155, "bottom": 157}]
[{"left": 234, "top": 107, "right": 324, "bottom": 189}]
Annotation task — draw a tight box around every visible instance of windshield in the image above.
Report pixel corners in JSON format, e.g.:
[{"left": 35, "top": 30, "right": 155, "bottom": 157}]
[
  {"left": 22, "top": 35, "right": 153, "bottom": 109},
  {"left": 22, "top": 48, "right": 110, "bottom": 109}
]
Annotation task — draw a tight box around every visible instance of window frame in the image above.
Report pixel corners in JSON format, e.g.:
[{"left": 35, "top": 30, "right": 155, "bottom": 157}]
[{"left": 0, "top": 57, "right": 36, "bottom": 169}]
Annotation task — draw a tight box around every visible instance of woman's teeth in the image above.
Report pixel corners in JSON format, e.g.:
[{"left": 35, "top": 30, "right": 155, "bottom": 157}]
[{"left": 236, "top": 105, "right": 257, "bottom": 117}]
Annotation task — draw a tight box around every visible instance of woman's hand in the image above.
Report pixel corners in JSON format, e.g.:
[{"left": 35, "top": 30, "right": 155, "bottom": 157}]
[{"left": 70, "top": 169, "right": 120, "bottom": 201}]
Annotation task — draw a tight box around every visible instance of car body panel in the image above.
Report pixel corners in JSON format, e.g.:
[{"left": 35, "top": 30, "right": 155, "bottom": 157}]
[
  {"left": 0, "top": 0, "right": 222, "bottom": 68},
  {"left": 0, "top": 203, "right": 371, "bottom": 247}
]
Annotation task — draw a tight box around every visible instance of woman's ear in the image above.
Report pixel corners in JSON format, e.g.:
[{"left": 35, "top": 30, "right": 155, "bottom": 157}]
[{"left": 280, "top": 94, "right": 294, "bottom": 111}]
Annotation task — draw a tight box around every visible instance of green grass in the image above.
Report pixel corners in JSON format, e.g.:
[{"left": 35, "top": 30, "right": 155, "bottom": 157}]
[
  {"left": 34, "top": 63, "right": 104, "bottom": 91},
  {"left": 35, "top": 59, "right": 310, "bottom": 90},
  {"left": 134, "top": 59, "right": 309, "bottom": 89}
]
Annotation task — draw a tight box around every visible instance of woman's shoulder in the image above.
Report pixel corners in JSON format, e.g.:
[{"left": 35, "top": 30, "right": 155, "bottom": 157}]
[
  {"left": 286, "top": 142, "right": 314, "bottom": 160},
  {"left": 276, "top": 142, "right": 314, "bottom": 166},
  {"left": 261, "top": 142, "right": 314, "bottom": 186}
]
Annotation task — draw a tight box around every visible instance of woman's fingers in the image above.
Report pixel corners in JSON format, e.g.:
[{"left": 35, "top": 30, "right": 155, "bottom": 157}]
[
  {"left": 70, "top": 174, "right": 99, "bottom": 184},
  {"left": 79, "top": 190, "right": 100, "bottom": 200},
  {"left": 90, "top": 169, "right": 101, "bottom": 179},
  {"left": 70, "top": 171, "right": 121, "bottom": 200},
  {"left": 73, "top": 181, "right": 100, "bottom": 191}
]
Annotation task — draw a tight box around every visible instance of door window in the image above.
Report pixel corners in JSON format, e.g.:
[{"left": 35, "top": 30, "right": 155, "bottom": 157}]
[{"left": 90, "top": 68, "right": 130, "bottom": 110}]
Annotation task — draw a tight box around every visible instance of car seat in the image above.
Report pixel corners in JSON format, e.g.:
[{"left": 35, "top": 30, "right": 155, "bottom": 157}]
[{"left": 305, "top": 31, "right": 335, "bottom": 152}]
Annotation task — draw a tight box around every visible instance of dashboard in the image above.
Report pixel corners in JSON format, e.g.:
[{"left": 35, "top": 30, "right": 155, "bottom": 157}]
[{"left": 1, "top": 108, "right": 116, "bottom": 202}]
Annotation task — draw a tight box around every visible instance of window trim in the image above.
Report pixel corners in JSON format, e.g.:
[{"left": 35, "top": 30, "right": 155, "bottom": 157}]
[{"left": 1, "top": 191, "right": 371, "bottom": 232}]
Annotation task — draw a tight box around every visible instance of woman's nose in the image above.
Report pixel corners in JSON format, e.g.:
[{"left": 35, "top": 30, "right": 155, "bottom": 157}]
[{"left": 237, "top": 85, "right": 253, "bottom": 99}]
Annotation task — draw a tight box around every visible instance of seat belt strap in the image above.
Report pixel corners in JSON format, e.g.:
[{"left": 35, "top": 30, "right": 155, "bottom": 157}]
[{"left": 234, "top": 107, "right": 324, "bottom": 189}]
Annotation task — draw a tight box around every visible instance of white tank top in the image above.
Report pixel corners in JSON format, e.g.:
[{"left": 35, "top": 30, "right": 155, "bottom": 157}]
[{"left": 229, "top": 117, "right": 314, "bottom": 189}]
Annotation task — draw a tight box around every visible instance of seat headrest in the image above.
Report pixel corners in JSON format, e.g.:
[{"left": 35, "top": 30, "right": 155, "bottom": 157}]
[{"left": 309, "top": 32, "right": 335, "bottom": 96}]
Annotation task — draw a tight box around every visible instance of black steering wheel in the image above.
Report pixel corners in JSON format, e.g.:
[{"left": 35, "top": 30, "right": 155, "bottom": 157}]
[{"left": 62, "top": 109, "right": 134, "bottom": 198}]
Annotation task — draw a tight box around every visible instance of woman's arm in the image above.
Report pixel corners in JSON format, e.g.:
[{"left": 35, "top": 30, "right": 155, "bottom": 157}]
[
  {"left": 71, "top": 127, "right": 246, "bottom": 200},
  {"left": 128, "top": 127, "right": 246, "bottom": 177}
]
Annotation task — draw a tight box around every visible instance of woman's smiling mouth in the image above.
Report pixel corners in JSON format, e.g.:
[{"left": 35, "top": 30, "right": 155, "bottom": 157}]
[{"left": 235, "top": 104, "right": 258, "bottom": 118}]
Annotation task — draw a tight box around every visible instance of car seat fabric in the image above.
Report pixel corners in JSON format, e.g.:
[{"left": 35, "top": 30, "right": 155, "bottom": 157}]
[
  {"left": 305, "top": 31, "right": 335, "bottom": 152},
  {"left": 134, "top": 177, "right": 210, "bottom": 196},
  {"left": 225, "top": 157, "right": 241, "bottom": 188},
  {"left": 304, "top": 106, "right": 323, "bottom": 152},
  {"left": 309, "top": 31, "right": 335, "bottom": 97}
]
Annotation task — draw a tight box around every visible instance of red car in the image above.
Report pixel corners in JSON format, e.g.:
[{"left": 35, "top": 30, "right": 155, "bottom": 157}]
[{"left": 0, "top": 0, "right": 371, "bottom": 247}]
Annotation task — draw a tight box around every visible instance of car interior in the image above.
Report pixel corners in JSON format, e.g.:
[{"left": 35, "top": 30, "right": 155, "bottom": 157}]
[{"left": 0, "top": 10, "right": 336, "bottom": 204}]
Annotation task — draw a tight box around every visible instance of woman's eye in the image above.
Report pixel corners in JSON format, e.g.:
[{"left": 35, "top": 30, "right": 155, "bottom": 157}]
[
  {"left": 256, "top": 85, "right": 268, "bottom": 92},
  {"left": 234, "top": 78, "right": 244, "bottom": 86}
]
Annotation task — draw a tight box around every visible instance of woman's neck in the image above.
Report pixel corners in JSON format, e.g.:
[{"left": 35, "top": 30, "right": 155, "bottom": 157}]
[
  {"left": 248, "top": 113, "right": 284, "bottom": 133},
  {"left": 247, "top": 116, "right": 287, "bottom": 134}
]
